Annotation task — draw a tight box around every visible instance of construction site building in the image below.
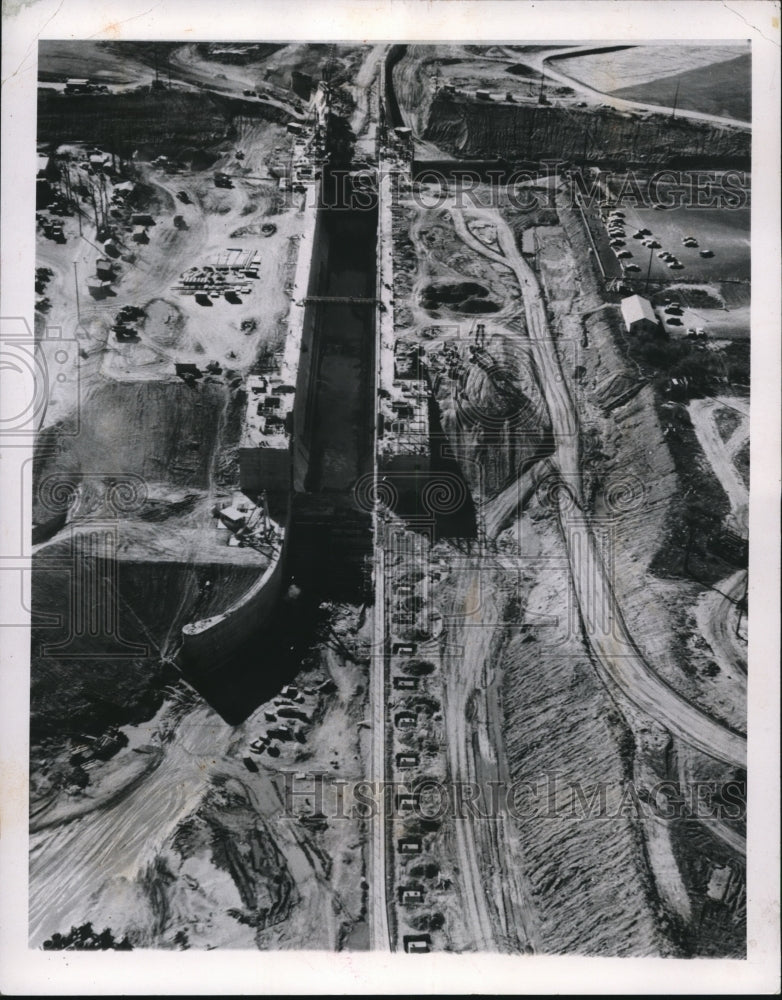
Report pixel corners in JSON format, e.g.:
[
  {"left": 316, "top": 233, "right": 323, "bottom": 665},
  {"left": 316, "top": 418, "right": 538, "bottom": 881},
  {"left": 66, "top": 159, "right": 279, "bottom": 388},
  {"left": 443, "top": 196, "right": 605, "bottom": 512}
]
[
  {"left": 621, "top": 294, "right": 661, "bottom": 338},
  {"left": 239, "top": 374, "right": 293, "bottom": 496},
  {"left": 378, "top": 340, "right": 431, "bottom": 475}
]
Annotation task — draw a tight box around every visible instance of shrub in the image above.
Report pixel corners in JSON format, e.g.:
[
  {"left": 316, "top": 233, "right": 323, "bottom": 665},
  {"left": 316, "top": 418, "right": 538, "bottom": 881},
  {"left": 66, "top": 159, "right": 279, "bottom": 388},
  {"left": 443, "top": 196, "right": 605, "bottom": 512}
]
[{"left": 42, "top": 923, "right": 132, "bottom": 950}]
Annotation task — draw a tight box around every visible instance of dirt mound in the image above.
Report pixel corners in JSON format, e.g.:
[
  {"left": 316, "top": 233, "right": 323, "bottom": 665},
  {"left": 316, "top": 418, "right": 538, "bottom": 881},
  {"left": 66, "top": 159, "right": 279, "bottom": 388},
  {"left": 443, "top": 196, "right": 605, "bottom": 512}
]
[
  {"left": 505, "top": 63, "right": 543, "bottom": 80},
  {"left": 420, "top": 280, "right": 501, "bottom": 314},
  {"left": 500, "top": 521, "right": 670, "bottom": 956},
  {"left": 165, "top": 778, "right": 296, "bottom": 938},
  {"left": 433, "top": 335, "right": 553, "bottom": 499},
  {"left": 458, "top": 296, "right": 501, "bottom": 313}
]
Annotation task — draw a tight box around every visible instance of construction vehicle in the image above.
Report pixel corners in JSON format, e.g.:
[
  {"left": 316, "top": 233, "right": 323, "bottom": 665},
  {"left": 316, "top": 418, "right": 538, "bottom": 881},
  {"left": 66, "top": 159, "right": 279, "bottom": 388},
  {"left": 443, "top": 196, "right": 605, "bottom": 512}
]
[{"left": 69, "top": 726, "right": 128, "bottom": 764}]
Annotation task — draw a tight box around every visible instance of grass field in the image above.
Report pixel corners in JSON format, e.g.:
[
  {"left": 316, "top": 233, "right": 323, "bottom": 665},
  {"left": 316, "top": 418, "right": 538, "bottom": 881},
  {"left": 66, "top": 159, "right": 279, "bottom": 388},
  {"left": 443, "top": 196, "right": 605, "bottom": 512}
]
[
  {"left": 557, "top": 44, "right": 750, "bottom": 120},
  {"left": 610, "top": 54, "right": 750, "bottom": 123},
  {"left": 38, "top": 41, "right": 153, "bottom": 85}
]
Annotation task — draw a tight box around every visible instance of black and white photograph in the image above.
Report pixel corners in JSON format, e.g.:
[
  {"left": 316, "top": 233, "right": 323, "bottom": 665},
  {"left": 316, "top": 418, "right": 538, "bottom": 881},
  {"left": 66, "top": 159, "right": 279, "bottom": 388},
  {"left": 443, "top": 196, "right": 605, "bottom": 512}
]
[{"left": 1, "top": 1, "right": 779, "bottom": 994}]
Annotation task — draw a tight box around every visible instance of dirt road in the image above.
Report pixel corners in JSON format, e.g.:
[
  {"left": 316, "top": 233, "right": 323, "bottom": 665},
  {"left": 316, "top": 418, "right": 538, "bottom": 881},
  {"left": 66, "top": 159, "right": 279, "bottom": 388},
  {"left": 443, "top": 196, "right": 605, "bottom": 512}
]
[
  {"left": 689, "top": 395, "right": 748, "bottom": 686},
  {"left": 503, "top": 45, "right": 751, "bottom": 131},
  {"left": 451, "top": 202, "right": 747, "bottom": 770},
  {"left": 28, "top": 702, "right": 234, "bottom": 945},
  {"left": 444, "top": 564, "right": 536, "bottom": 952},
  {"left": 689, "top": 397, "right": 748, "bottom": 534},
  {"left": 369, "top": 540, "right": 391, "bottom": 951},
  {"left": 168, "top": 45, "right": 304, "bottom": 120},
  {"left": 695, "top": 568, "right": 748, "bottom": 682},
  {"left": 351, "top": 44, "right": 387, "bottom": 157}
]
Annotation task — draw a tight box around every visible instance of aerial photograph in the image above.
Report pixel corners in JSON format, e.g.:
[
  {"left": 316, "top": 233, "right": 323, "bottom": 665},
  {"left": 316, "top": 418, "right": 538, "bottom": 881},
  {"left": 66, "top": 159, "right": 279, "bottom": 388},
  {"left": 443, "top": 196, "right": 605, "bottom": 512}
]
[{"left": 29, "top": 38, "right": 750, "bottom": 957}]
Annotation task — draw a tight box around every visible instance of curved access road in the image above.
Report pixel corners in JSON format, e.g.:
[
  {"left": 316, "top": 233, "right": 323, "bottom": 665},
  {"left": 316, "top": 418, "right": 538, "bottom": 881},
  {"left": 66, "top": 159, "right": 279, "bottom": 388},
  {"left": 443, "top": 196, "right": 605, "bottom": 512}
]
[
  {"left": 168, "top": 44, "right": 305, "bottom": 121},
  {"left": 368, "top": 537, "right": 391, "bottom": 951},
  {"left": 451, "top": 204, "right": 746, "bottom": 770},
  {"left": 503, "top": 45, "right": 751, "bottom": 132}
]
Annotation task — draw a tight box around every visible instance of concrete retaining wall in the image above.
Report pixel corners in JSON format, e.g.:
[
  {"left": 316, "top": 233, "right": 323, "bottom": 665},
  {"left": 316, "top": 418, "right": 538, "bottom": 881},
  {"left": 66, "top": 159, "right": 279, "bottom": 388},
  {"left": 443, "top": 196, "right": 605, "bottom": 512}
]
[
  {"left": 180, "top": 183, "right": 328, "bottom": 670},
  {"left": 180, "top": 531, "right": 288, "bottom": 671},
  {"left": 239, "top": 444, "right": 290, "bottom": 496},
  {"left": 291, "top": 194, "right": 328, "bottom": 492}
]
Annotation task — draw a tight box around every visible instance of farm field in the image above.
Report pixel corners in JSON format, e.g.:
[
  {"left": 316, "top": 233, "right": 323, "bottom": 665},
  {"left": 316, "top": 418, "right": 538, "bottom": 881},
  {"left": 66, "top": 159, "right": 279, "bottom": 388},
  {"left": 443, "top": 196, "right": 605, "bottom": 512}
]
[
  {"left": 610, "top": 54, "right": 751, "bottom": 123},
  {"left": 555, "top": 44, "right": 750, "bottom": 120},
  {"left": 37, "top": 41, "right": 153, "bottom": 85}
]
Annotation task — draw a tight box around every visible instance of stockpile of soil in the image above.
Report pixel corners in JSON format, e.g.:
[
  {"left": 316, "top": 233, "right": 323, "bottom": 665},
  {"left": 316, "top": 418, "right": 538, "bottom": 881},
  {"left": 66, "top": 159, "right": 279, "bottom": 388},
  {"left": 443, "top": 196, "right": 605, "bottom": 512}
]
[
  {"left": 158, "top": 778, "right": 297, "bottom": 945},
  {"left": 390, "top": 45, "right": 439, "bottom": 135},
  {"left": 434, "top": 335, "right": 553, "bottom": 500},
  {"left": 419, "top": 280, "right": 501, "bottom": 314},
  {"left": 500, "top": 519, "right": 672, "bottom": 956}
]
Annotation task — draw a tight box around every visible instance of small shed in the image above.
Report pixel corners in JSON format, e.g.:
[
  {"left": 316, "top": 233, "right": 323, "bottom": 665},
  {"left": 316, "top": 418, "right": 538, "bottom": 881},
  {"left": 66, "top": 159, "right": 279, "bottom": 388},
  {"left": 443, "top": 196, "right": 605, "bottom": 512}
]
[
  {"left": 706, "top": 865, "right": 733, "bottom": 903},
  {"left": 398, "top": 886, "right": 425, "bottom": 905},
  {"left": 218, "top": 506, "right": 247, "bottom": 530},
  {"left": 37, "top": 155, "right": 56, "bottom": 179},
  {"left": 620, "top": 294, "right": 661, "bottom": 338}
]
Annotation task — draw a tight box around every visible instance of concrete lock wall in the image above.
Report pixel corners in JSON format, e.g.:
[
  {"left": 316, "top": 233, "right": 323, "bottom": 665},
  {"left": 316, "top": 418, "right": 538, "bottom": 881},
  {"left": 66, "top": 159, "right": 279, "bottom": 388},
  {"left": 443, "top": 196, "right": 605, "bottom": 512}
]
[
  {"left": 239, "top": 445, "right": 289, "bottom": 495},
  {"left": 180, "top": 187, "right": 326, "bottom": 670},
  {"left": 293, "top": 202, "right": 330, "bottom": 492},
  {"left": 180, "top": 534, "right": 288, "bottom": 671}
]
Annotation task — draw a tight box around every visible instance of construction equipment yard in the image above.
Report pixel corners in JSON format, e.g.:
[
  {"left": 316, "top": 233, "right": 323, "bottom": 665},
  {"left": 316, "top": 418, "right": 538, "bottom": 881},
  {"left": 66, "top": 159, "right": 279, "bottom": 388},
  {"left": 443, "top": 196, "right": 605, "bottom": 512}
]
[{"left": 24, "top": 36, "right": 759, "bottom": 963}]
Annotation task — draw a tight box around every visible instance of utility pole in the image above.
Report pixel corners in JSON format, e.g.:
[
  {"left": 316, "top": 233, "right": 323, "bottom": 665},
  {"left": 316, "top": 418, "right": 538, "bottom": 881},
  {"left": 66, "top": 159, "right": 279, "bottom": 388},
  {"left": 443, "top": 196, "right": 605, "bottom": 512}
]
[
  {"left": 735, "top": 571, "right": 748, "bottom": 638},
  {"left": 670, "top": 80, "right": 680, "bottom": 122},
  {"left": 645, "top": 245, "right": 654, "bottom": 293},
  {"left": 89, "top": 186, "right": 99, "bottom": 231},
  {"left": 683, "top": 519, "right": 696, "bottom": 576},
  {"left": 76, "top": 176, "right": 83, "bottom": 236},
  {"left": 73, "top": 260, "right": 81, "bottom": 321}
]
